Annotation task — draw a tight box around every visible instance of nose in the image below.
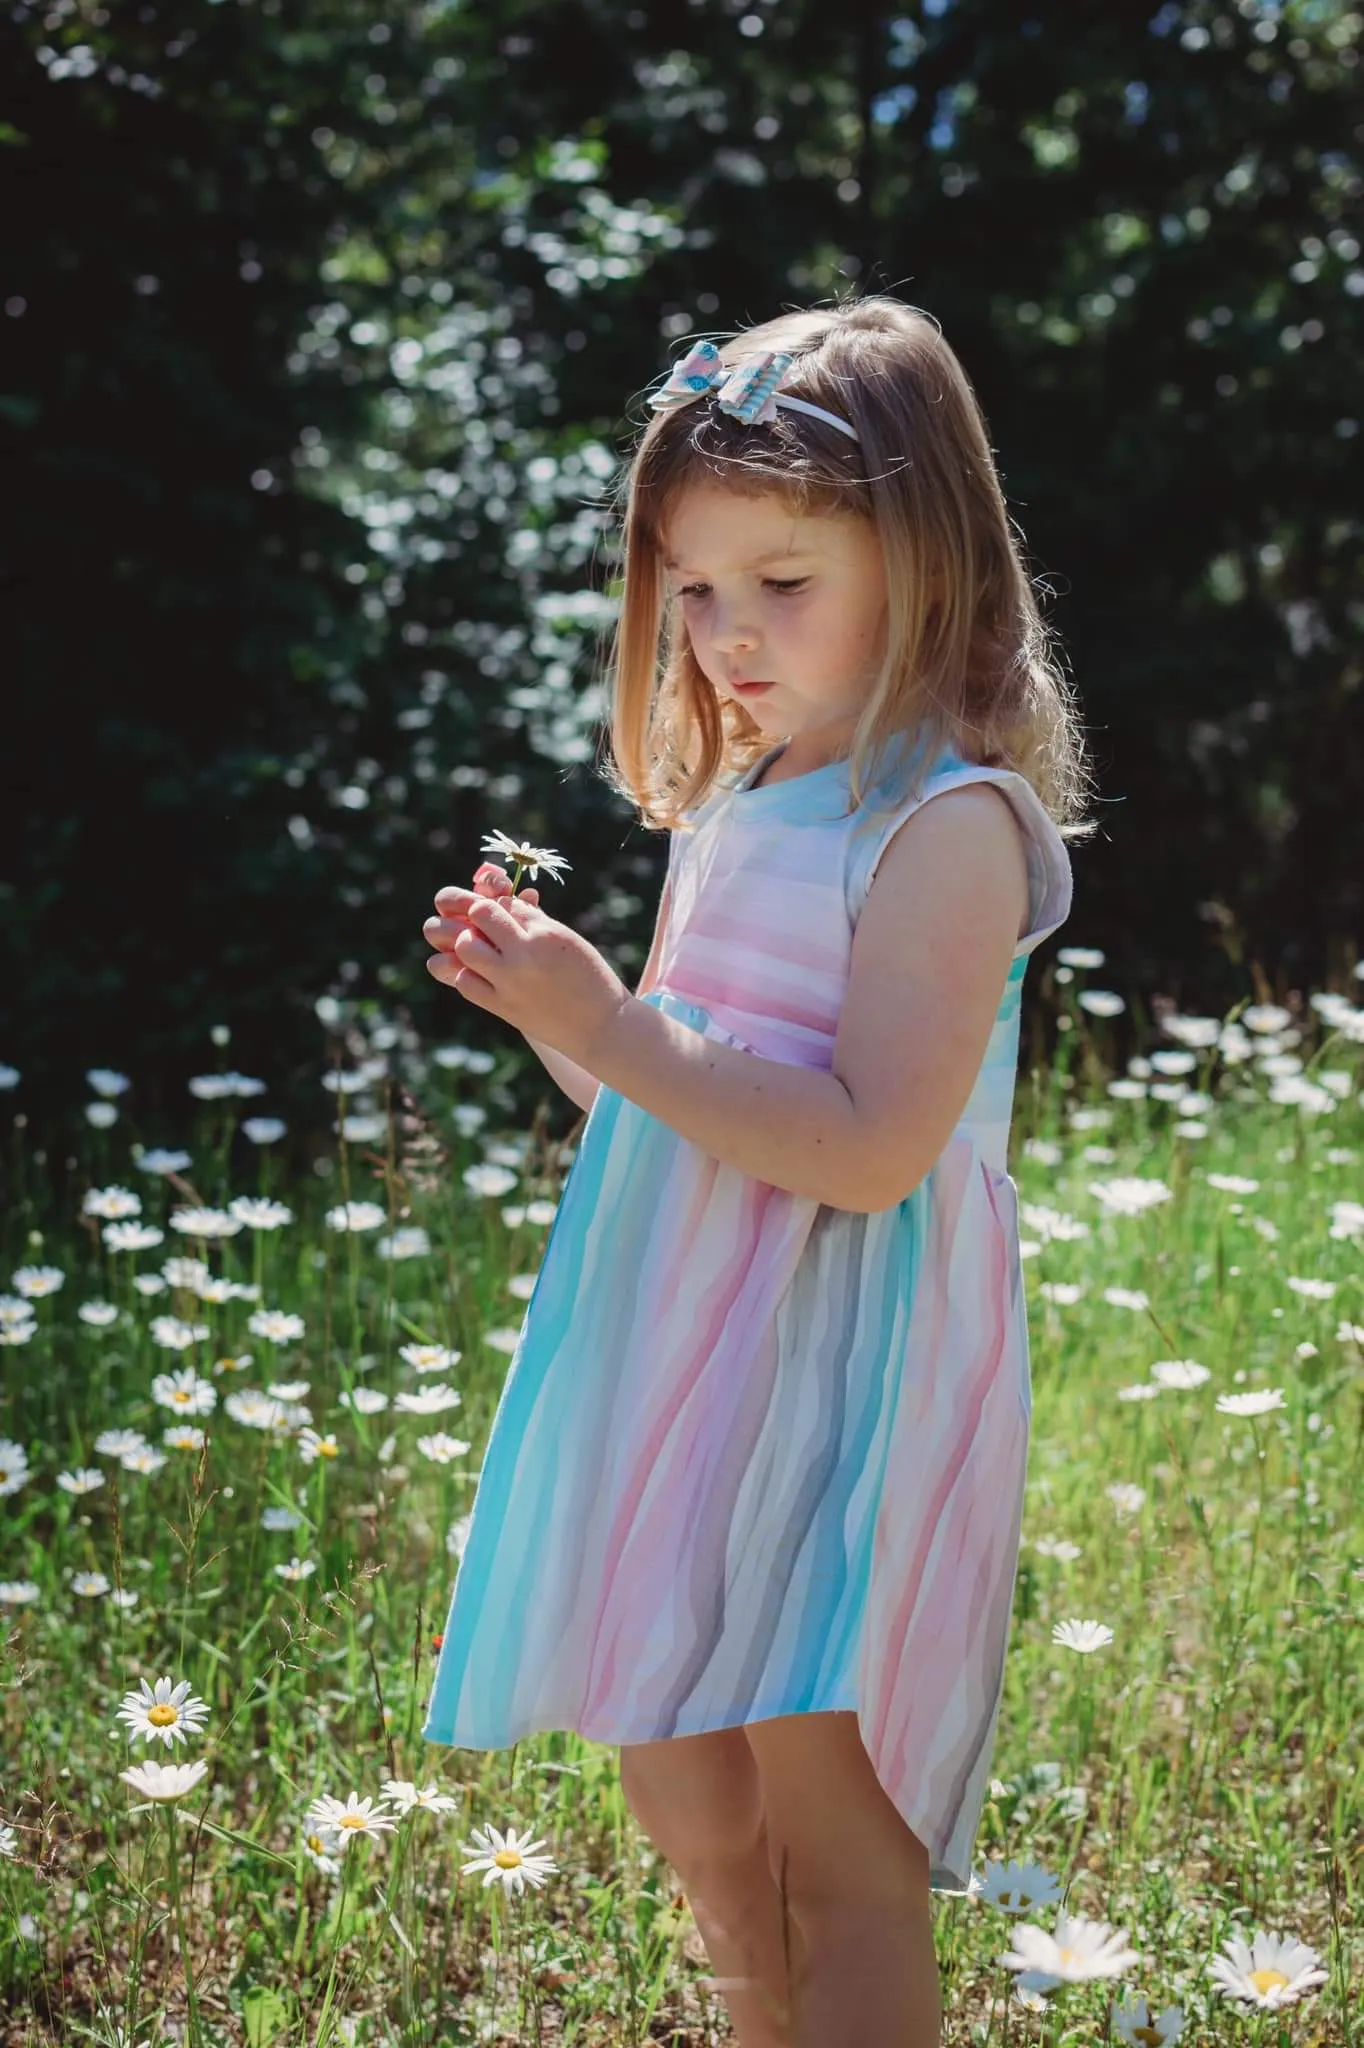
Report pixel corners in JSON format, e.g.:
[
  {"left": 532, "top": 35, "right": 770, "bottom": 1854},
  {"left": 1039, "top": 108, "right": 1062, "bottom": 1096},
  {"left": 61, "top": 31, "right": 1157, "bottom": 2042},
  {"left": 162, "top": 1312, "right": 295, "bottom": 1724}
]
[{"left": 707, "top": 601, "right": 759, "bottom": 655}]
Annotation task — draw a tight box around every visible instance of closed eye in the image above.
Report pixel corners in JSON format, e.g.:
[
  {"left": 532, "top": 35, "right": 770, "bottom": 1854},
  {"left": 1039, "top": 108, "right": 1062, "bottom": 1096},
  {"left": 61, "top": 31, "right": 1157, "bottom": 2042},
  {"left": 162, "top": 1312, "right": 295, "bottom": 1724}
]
[{"left": 676, "top": 578, "right": 809, "bottom": 598}]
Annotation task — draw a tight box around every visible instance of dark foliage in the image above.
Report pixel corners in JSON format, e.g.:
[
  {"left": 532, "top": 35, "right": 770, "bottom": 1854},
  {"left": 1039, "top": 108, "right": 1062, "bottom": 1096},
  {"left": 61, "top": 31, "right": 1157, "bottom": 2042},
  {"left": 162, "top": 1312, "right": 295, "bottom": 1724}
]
[{"left": 2, "top": 0, "right": 1360, "bottom": 1147}]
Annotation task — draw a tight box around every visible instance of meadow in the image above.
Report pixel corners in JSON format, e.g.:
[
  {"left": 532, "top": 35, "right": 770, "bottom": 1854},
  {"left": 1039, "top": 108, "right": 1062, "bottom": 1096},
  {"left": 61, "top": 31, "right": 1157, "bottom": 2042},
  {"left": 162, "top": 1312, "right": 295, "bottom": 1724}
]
[{"left": 0, "top": 951, "right": 1360, "bottom": 2048}]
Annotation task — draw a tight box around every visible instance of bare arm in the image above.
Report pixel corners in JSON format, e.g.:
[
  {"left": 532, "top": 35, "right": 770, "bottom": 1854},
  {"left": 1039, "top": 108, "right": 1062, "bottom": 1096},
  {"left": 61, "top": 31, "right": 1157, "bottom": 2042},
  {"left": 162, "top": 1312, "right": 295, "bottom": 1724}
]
[
  {"left": 525, "top": 872, "right": 674, "bottom": 1116},
  {"left": 578, "top": 788, "right": 1028, "bottom": 1211}
]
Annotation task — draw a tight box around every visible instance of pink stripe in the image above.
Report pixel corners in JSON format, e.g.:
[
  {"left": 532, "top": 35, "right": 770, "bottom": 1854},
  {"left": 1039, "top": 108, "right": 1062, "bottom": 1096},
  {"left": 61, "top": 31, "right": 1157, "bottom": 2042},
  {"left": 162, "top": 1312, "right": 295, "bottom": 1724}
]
[
  {"left": 582, "top": 1174, "right": 779, "bottom": 1717},
  {"left": 864, "top": 1147, "right": 987, "bottom": 1756}
]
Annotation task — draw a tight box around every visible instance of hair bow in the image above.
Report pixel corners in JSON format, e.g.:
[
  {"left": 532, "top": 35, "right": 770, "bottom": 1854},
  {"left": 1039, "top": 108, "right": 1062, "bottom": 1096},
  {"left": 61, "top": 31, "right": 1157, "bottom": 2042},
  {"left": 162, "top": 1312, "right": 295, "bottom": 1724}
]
[{"left": 647, "top": 338, "right": 860, "bottom": 442}]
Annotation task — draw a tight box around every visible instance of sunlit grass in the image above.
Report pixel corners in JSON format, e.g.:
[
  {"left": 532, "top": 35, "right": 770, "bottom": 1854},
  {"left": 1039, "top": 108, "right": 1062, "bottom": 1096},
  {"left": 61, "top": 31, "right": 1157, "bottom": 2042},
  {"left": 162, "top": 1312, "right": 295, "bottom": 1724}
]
[{"left": 0, "top": 961, "right": 1361, "bottom": 2047}]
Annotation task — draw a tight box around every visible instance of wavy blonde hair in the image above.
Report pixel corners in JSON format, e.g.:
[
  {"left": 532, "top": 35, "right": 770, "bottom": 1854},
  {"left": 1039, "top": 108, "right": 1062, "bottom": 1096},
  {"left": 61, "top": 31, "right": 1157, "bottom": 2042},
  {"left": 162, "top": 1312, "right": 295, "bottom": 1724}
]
[{"left": 597, "top": 294, "right": 1093, "bottom": 839}]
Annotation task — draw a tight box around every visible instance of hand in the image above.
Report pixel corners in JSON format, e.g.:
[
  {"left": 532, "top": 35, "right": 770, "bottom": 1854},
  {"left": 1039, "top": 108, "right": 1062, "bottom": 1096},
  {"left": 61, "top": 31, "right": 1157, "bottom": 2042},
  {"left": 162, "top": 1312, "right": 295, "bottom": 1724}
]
[{"left": 424, "top": 873, "right": 631, "bottom": 1068}]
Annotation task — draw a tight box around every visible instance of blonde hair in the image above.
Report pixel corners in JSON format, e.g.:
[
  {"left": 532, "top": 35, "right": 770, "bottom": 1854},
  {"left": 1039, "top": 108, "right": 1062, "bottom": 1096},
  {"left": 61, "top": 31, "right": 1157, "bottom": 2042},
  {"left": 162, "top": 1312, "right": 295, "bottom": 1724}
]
[{"left": 597, "top": 294, "right": 1094, "bottom": 839}]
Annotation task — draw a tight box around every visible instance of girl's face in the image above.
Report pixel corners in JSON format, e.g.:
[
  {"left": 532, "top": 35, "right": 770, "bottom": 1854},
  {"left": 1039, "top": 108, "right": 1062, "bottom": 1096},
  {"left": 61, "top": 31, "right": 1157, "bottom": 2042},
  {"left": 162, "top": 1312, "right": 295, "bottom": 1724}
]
[{"left": 662, "top": 481, "right": 889, "bottom": 769}]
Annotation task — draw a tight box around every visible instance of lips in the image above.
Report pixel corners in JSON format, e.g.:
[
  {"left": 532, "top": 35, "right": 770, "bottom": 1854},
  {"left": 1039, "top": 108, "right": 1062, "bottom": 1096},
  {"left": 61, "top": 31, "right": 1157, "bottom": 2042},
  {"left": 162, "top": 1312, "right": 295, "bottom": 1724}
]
[{"left": 731, "top": 679, "right": 774, "bottom": 694}]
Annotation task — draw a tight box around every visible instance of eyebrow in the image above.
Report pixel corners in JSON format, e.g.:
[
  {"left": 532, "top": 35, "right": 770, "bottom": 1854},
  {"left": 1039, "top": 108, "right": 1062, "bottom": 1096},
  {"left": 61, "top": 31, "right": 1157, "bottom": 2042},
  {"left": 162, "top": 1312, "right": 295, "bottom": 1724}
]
[{"left": 661, "top": 548, "right": 815, "bottom": 573}]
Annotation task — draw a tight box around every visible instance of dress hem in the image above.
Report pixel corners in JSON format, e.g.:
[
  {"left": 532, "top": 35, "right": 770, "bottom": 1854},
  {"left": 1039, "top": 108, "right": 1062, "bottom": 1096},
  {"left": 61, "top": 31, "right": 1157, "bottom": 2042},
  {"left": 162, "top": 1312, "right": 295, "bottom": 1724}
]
[{"left": 420, "top": 1699, "right": 978, "bottom": 1896}]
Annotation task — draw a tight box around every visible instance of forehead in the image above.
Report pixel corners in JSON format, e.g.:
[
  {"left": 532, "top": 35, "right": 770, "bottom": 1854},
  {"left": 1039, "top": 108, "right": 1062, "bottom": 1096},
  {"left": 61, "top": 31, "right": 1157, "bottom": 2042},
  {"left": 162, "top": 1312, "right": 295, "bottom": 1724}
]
[{"left": 660, "top": 482, "right": 864, "bottom": 569}]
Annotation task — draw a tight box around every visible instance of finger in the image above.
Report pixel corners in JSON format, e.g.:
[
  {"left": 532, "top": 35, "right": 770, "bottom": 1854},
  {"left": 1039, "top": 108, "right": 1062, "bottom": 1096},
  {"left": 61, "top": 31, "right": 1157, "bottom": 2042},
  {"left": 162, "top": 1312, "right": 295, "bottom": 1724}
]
[
  {"left": 464, "top": 896, "right": 520, "bottom": 945},
  {"left": 434, "top": 884, "right": 478, "bottom": 915},
  {"left": 423, "top": 914, "right": 467, "bottom": 951},
  {"left": 427, "top": 952, "right": 495, "bottom": 1001}
]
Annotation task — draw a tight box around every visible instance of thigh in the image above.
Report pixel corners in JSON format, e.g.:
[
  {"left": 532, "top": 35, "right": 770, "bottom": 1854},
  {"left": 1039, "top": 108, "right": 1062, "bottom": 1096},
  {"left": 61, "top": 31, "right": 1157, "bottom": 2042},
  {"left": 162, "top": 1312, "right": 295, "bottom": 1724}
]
[
  {"left": 745, "top": 1711, "right": 930, "bottom": 1920},
  {"left": 618, "top": 1725, "right": 765, "bottom": 1875}
]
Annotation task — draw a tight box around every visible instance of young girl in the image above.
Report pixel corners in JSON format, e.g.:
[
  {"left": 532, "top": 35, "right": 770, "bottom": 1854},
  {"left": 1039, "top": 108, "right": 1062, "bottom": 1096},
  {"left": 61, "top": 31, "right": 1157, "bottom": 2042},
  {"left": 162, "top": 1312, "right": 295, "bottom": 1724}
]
[{"left": 422, "top": 295, "right": 1089, "bottom": 2048}]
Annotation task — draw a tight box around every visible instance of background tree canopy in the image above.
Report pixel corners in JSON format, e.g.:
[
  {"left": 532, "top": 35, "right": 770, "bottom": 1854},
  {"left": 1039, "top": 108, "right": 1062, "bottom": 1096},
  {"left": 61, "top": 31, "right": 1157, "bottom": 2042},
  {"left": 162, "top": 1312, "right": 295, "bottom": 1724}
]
[{"left": 3, "top": 0, "right": 1361, "bottom": 1143}]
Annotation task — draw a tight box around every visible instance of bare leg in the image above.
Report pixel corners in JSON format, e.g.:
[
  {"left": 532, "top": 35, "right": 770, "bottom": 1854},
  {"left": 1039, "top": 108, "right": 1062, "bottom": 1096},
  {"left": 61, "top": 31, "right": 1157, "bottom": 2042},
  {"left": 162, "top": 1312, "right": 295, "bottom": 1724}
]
[
  {"left": 618, "top": 1733, "right": 808, "bottom": 2048},
  {"left": 680, "top": 1822, "right": 810, "bottom": 2048},
  {"left": 790, "top": 1893, "right": 941, "bottom": 2048},
  {"left": 744, "top": 1712, "right": 943, "bottom": 2048}
]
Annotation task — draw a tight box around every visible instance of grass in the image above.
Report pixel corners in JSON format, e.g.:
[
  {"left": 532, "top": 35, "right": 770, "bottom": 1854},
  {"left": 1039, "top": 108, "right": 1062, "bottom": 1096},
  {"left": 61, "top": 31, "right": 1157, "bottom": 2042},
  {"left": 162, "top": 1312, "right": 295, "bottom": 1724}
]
[{"left": 0, "top": 962, "right": 1361, "bottom": 2048}]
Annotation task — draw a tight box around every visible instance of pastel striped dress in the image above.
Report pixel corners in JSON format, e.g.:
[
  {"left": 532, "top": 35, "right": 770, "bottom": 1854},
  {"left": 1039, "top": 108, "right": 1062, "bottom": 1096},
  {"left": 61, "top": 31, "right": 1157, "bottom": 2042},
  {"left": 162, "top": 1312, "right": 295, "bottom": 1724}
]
[{"left": 423, "top": 732, "right": 1073, "bottom": 1893}]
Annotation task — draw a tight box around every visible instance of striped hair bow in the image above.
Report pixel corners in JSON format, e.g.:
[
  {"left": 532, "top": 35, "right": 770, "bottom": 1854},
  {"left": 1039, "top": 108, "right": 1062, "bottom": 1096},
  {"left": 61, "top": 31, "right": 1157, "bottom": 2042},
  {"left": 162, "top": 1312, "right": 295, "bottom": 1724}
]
[{"left": 647, "top": 339, "right": 860, "bottom": 443}]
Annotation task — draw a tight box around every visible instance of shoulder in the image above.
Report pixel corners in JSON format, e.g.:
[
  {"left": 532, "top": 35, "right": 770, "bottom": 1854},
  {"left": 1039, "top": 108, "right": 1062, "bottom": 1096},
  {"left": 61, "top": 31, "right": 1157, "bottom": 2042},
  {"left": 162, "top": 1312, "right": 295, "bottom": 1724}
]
[{"left": 866, "top": 781, "right": 1030, "bottom": 947}]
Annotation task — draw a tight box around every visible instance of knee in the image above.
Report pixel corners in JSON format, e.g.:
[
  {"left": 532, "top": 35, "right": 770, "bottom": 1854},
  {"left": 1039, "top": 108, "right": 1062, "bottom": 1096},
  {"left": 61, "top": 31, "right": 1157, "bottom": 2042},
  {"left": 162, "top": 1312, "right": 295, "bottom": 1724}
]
[
  {"left": 765, "top": 1835, "right": 932, "bottom": 1933},
  {"left": 618, "top": 1745, "right": 765, "bottom": 1876}
]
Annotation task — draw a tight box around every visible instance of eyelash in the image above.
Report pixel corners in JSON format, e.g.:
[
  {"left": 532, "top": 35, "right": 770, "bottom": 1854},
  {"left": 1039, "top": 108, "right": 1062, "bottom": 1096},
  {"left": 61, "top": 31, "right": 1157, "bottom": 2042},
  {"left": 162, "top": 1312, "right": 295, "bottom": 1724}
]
[{"left": 676, "top": 578, "right": 809, "bottom": 599}]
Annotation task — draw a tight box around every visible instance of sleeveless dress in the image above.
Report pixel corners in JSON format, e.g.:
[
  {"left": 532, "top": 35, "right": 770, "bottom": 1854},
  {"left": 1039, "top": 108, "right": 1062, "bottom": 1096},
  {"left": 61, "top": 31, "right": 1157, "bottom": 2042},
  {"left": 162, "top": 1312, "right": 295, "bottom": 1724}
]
[{"left": 422, "top": 732, "right": 1073, "bottom": 1894}]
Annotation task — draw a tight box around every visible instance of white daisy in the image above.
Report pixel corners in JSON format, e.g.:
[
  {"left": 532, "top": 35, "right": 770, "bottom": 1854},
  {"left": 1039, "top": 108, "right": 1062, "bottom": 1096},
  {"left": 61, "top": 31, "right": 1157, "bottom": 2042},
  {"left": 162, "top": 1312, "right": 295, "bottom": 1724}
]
[
  {"left": 116, "top": 1675, "right": 211, "bottom": 1749},
  {"left": 1051, "top": 1619, "right": 1114, "bottom": 1653},
  {"left": 82, "top": 1185, "right": 143, "bottom": 1220},
  {"left": 225, "top": 1391, "right": 292, "bottom": 1431},
  {"left": 459, "top": 1821, "right": 558, "bottom": 1896},
  {"left": 415, "top": 1432, "right": 470, "bottom": 1464},
  {"left": 324, "top": 1201, "right": 387, "bottom": 1233},
  {"left": 0, "top": 1581, "right": 41, "bottom": 1605},
  {"left": 301, "top": 1825, "right": 343, "bottom": 1875},
  {"left": 243, "top": 1117, "right": 286, "bottom": 1144},
  {"left": 1102, "top": 1288, "right": 1150, "bottom": 1312},
  {"left": 381, "top": 1778, "right": 461, "bottom": 1817},
  {"left": 78, "top": 1301, "right": 121, "bottom": 1327},
  {"left": 1150, "top": 1360, "right": 1210, "bottom": 1390},
  {"left": 1208, "top": 1928, "right": 1328, "bottom": 2009},
  {"left": 394, "top": 1385, "right": 463, "bottom": 1416},
  {"left": 999, "top": 1909, "right": 1139, "bottom": 1987},
  {"left": 304, "top": 1791, "right": 397, "bottom": 1840},
  {"left": 266, "top": 1379, "right": 310, "bottom": 1402},
  {"left": 94, "top": 1428, "right": 149, "bottom": 1459},
  {"left": 228, "top": 1197, "right": 295, "bottom": 1231},
  {"left": 275, "top": 1556, "right": 317, "bottom": 1581},
  {"left": 378, "top": 1226, "right": 431, "bottom": 1261},
  {"left": 974, "top": 1857, "right": 1062, "bottom": 1915},
  {"left": 104, "top": 1220, "right": 165, "bottom": 1253},
  {"left": 479, "top": 828, "right": 571, "bottom": 884},
  {"left": 151, "top": 1368, "right": 217, "bottom": 1415},
  {"left": 162, "top": 1426, "right": 206, "bottom": 1451},
  {"left": 11, "top": 1266, "right": 65, "bottom": 1299},
  {"left": 261, "top": 1506, "right": 305, "bottom": 1531},
  {"left": 399, "top": 1342, "right": 459, "bottom": 1373},
  {"left": 71, "top": 1571, "right": 112, "bottom": 1596},
  {"left": 1216, "top": 1389, "right": 1286, "bottom": 1418},
  {"left": 248, "top": 1309, "right": 306, "bottom": 1344},
  {"left": 338, "top": 1387, "right": 389, "bottom": 1415},
  {"left": 87, "top": 1068, "right": 131, "bottom": 1097},
  {"left": 1111, "top": 1993, "right": 1184, "bottom": 2042},
  {"left": 120, "top": 1447, "right": 169, "bottom": 1475},
  {"left": 57, "top": 1468, "right": 106, "bottom": 1496},
  {"left": 148, "top": 1317, "right": 211, "bottom": 1354},
  {"left": 297, "top": 1429, "right": 340, "bottom": 1464},
  {"left": 168, "top": 1206, "right": 243, "bottom": 1240},
  {"left": 1088, "top": 1177, "right": 1173, "bottom": 1217},
  {"left": 120, "top": 1759, "right": 209, "bottom": 1802},
  {"left": 133, "top": 1146, "right": 193, "bottom": 1174}
]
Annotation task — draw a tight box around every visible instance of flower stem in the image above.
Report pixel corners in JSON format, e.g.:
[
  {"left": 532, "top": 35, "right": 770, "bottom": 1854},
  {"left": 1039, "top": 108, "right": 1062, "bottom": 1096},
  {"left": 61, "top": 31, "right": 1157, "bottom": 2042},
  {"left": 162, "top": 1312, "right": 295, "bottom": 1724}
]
[{"left": 165, "top": 1804, "right": 203, "bottom": 2048}]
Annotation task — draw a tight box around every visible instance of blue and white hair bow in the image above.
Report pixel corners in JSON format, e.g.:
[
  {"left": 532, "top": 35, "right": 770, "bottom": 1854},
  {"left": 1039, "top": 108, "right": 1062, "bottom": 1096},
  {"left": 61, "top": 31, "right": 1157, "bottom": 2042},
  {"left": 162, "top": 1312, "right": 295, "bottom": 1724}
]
[{"left": 648, "top": 339, "right": 860, "bottom": 443}]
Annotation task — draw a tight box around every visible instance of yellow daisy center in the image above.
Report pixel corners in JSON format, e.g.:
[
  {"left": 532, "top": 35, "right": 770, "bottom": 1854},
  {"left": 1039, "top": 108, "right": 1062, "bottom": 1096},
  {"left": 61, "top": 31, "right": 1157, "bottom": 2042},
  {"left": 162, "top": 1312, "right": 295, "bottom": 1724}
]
[
  {"left": 148, "top": 1705, "right": 179, "bottom": 1727},
  {"left": 172, "top": 1390, "right": 192, "bottom": 1405},
  {"left": 317, "top": 1441, "right": 339, "bottom": 1458},
  {"left": 1249, "top": 1968, "right": 1289, "bottom": 1995},
  {"left": 306, "top": 1833, "right": 328, "bottom": 1853},
  {"left": 340, "top": 1814, "right": 366, "bottom": 1829},
  {"left": 1132, "top": 2027, "right": 1165, "bottom": 2046},
  {"left": 494, "top": 1850, "right": 523, "bottom": 1869}
]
